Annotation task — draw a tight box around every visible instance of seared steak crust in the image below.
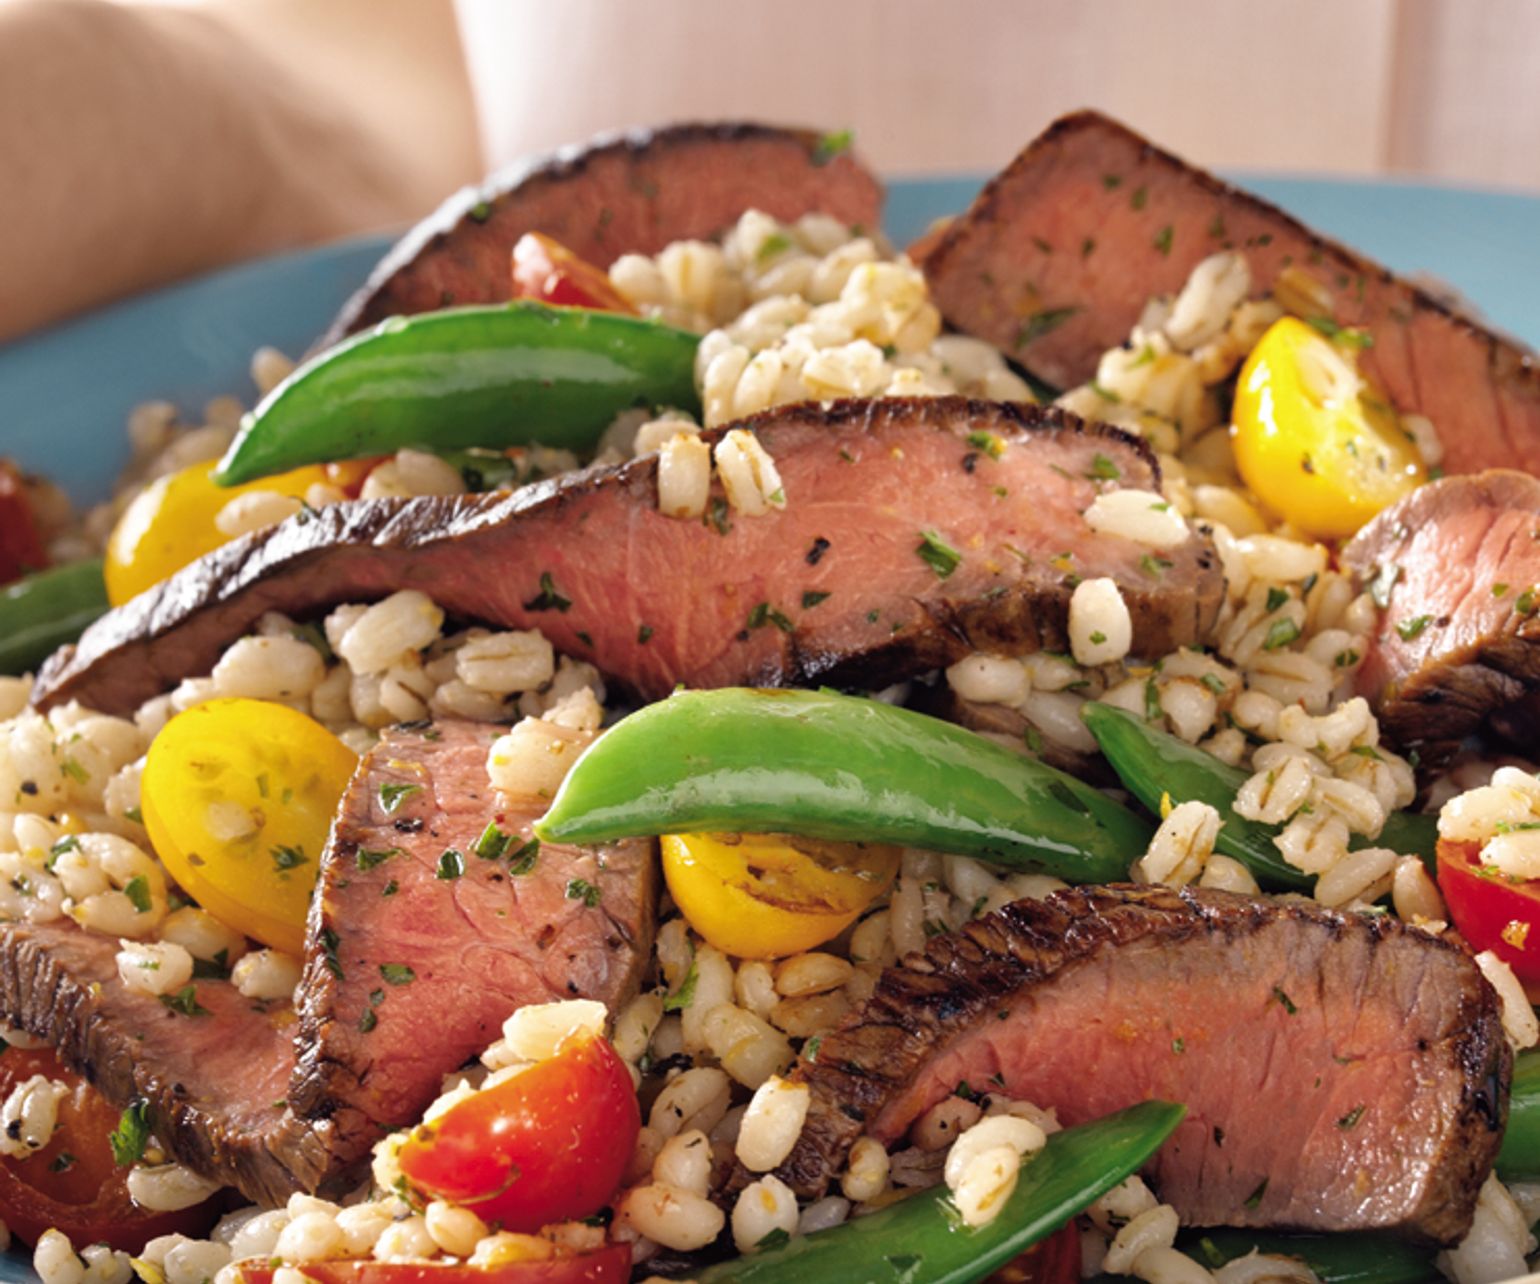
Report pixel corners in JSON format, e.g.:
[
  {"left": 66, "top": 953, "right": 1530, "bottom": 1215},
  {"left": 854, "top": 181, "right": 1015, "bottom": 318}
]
[
  {"left": 34, "top": 399, "right": 1223, "bottom": 718},
  {"left": 921, "top": 110, "right": 1540, "bottom": 478},
  {"left": 0, "top": 921, "right": 327, "bottom": 1204},
  {"left": 321, "top": 121, "right": 883, "bottom": 347},
  {"left": 1342, "top": 470, "right": 1540, "bottom": 762},
  {"left": 290, "top": 719, "right": 657, "bottom": 1157},
  {"left": 771, "top": 885, "right": 1508, "bottom": 1244}
]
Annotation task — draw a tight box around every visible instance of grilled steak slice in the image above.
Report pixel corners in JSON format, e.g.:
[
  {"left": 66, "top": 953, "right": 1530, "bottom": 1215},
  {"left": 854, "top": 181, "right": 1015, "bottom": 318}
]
[
  {"left": 0, "top": 919, "right": 328, "bottom": 1205},
  {"left": 33, "top": 398, "right": 1223, "bottom": 718},
  {"left": 321, "top": 121, "right": 882, "bottom": 347},
  {"left": 1342, "top": 470, "right": 1540, "bottom": 762},
  {"left": 920, "top": 110, "right": 1540, "bottom": 477},
  {"left": 290, "top": 718, "right": 657, "bottom": 1157},
  {"left": 769, "top": 885, "right": 1508, "bottom": 1244}
]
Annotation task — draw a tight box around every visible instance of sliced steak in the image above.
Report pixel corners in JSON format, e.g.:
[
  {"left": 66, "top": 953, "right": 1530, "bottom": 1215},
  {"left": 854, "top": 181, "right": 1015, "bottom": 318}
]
[
  {"left": 33, "top": 398, "right": 1223, "bottom": 719},
  {"left": 921, "top": 110, "right": 1540, "bottom": 477},
  {"left": 0, "top": 919, "right": 328, "bottom": 1205},
  {"left": 769, "top": 884, "right": 1508, "bottom": 1244},
  {"left": 1342, "top": 470, "right": 1540, "bottom": 762},
  {"left": 321, "top": 121, "right": 882, "bottom": 347},
  {"left": 290, "top": 718, "right": 657, "bottom": 1156}
]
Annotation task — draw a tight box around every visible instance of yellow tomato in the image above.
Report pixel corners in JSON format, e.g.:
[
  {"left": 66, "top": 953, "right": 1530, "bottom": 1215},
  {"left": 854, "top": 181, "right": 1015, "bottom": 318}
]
[
  {"left": 661, "top": 832, "right": 899, "bottom": 960},
  {"left": 105, "top": 459, "right": 330, "bottom": 606},
  {"left": 1231, "top": 316, "right": 1425, "bottom": 540},
  {"left": 141, "top": 698, "right": 358, "bottom": 955}
]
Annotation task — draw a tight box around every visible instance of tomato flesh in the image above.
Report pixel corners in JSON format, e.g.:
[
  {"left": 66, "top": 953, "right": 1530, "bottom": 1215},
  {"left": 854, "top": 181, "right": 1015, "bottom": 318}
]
[
  {"left": 987, "top": 1221, "right": 1083, "bottom": 1284},
  {"left": 510, "top": 234, "right": 636, "bottom": 314},
  {"left": 0, "top": 1046, "right": 218, "bottom": 1251},
  {"left": 1437, "top": 837, "right": 1540, "bottom": 985},
  {"left": 399, "top": 1033, "right": 638, "bottom": 1233},
  {"left": 235, "top": 1247, "right": 631, "bottom": 1284},
  {"left": 0, "top": 462, "right": 48, "bottom": 586},
  {"left": 142, "top": 698, "right": 357, "bottom": 954}
]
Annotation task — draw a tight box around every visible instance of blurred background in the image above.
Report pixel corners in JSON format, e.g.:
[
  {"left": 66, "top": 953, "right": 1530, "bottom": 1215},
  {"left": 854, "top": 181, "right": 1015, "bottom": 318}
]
[{"left": 1, "top": 0, "right": 1538, "bottom": 341}]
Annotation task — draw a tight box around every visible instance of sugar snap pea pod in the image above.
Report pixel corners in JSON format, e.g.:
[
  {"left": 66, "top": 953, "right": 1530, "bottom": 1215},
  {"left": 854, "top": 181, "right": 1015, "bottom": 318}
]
[
  {"left": 1081, "top": 703, "right": 1438, "bottom": 893},
  {"left": 1498, "top": 1047, "right": 1540, "bottom": 1181},
  {"left": 694, "top": 1100, "right": 1185, "bottom": 1284},
  {"left": 0, "top": 558, "right": 108, "bottom": 676},
  {"left": 1181, "top": 1228, "right": 1439, "bottom": 1284},
  {"left": 536, "top": 688, "right": 1152, "bottom": 883},
  {"left": 214, "top": 302, "right": 701, "bottom": 486}
]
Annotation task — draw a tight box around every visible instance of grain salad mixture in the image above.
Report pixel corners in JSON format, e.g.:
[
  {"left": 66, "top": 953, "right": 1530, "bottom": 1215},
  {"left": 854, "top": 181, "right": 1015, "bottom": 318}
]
[{"left": 0, "top": 114, "right": 1537, "bottom": 1284}]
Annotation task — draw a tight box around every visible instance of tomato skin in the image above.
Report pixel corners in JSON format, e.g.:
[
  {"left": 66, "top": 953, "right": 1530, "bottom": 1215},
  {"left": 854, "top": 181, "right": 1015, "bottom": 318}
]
[
  {"left": 0, "top": 1046, "right": 218, "bottom": 1251},
  {"left": 235, "top": 1248, "right": 632, "bottom": 1284},
  {"left": 0, "top": 462, "right": 48, "bottom": 586},
  {"left": 510, "top": 234, "right": 636, "bottom": 314},
  {"left": 399, "top": 1034, "right": 638, "bottom": 1234},
  {"left": 142, "top": 698, "right": 358, "bottom": 954},
  {"left": 1437, "top": 838, "right": 1540, "bottom": 985},
  {"left": 986, "top": 1221, "right": 1082, "bottom": 1284}
]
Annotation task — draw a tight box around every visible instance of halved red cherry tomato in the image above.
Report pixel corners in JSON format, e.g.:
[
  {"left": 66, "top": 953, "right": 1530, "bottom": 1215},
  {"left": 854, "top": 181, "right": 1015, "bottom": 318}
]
[
  {"left": 236, "top": 1248, "right": 631, "bottom": 1284},
  {"left": 0, "top": 1045, "right": 219, "bottom": 1251},
  {"left": 510, "top": 234, "right": 636, "bottom": 314},
  {"left": 987, "top": 1221, "right": 1083, "bottom": 1284},
  {"left": 0, "top": 461, "right": 48, "bottom": 586},
  {"left": 1437, "top": 838, "right": 1540, "bottom": 985},
  {"left": 398, "top": 1032, "right": 638, "bottom": 1234}
]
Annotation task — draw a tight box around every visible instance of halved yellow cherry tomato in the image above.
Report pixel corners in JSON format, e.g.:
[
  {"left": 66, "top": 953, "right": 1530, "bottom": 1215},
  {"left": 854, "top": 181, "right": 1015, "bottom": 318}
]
[
  {"left": 141, "top": 698, "right": 357, "bottom": 954},
  {"left": 660, "top": 832, "right": 899, "bottom": 960},
  {"left": 105, "top": 459, "right": 330, "bottom": 605},
  {"left": 1231, "top": 316, "right": 1425, "bottom": 540}
]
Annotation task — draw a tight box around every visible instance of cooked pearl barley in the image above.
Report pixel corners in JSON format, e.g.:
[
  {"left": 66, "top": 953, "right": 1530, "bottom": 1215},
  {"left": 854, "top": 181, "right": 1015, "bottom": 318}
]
[
  {"left": 951, "top": 1144, "right": 1023, "bottom": 1228},
  {"left": 336, "top": 591, "right": 443, "bottom": 674},
  {"left": 1134, "top": 801, "right": 1220, "bottom": 888},
  {"left": 1439, "top": 781, "right": 1538, "bottom": 842},
  {"left": 1213, "top": 1252, "right": 1318, "bottom": 1284},
  {"left": 1103, "top": 1204, "right": 1181, "bottom": 1274},
  {"left": 159, "top": 907, "right": 247, "bottom": 966},
  {"left": 634, "top": 414, "right": 700, "bottom": 456},
  {"left": 214, "top": 489, "right": 302, "bottom": 539},
  {"left": 1313, "top": 846, "right": 1398, "bottom": 908},
  {"left": 946, "top": 654, "right": 1029, "bottom": 707},
  {"left": 737, "top": 1076, "right": 810, "bottom": 1172},
  {"left": 1235, "top": 755, "right": 1316, "bottom": 825},
  {"left": 232, "top": 948, "right": 303, "bottom": 1000},
  {"left": 486, "top": 717, "right": 587, "bottom": 800},
  {"left": 653, "top": 1129, "right": 712, "bottom": 1196},
  {"left": 0, "top": 1075, "right": 65, "bottom": 1157},
  {"left": 455, "top": 630, "right": 554, "bottom": 695},
  {"left": 331, "top": 1204, "right": 395, "bottom": 1257},
  {"left": 274, "top": 1211, "right": 346, "bottom": 1263},
  {"left": 714, "top": 430, "right": 786, "bottom": 517},
  {"left": 774, "top": 952, "right": 853, "bottom": 997},
  {"left": 657, "top": 432, "right": 711, "bottom": 519},
  {"left": 1165, "top": 253, "right": 1251, "bottom": 350},
  {"left": 769, "top": 991, "right": 850, "bottom": 1038},
  {"left": 614, "top": 992, "right": 664, "bottom": 1064},
  {"left": 734, "top": 959, "right": 779, "bottom": 1017},
  {"left": 702, "top": 1003, "right": 793, "bottom": 1088},
  {"left": 1021, "top": 690, "right": 1099, "bottom": 754},
  {"left": 423, "top": 1201, "right": 487, "bottom": 1257},
  {"left": 944, "top": 1115, "right": 1047, "bottom": 1191},
  {"left": 394, "top": 448, "right": 466, "bottom": 495},
  {"left": 35, "top": 1230, "right": 85, "bottom": 1284},
  {"left": 1278, "top": 698, "right": 1375, "bottom": 759},
  {"left": 619, "top": 1183, "right": 725, "bottom": 1252},
  {"left": 732, "top": 1175, "right": 799, "bottom": 1253},
  {"left": 123, "top": 1160, "right": 222, "bottom": 1214},
  {"left": 115, "top": 939, "right": 193, "bottom": 997},
  {"left": 500, "top": 999, "right": 606, "bottom": 1062},
  {"left": 649, "top": 1066, "right": 732, "bottom": 1140},
  {"left": 1476, "top": 952, "right": 1539, "bottom": 1049},
  {"left": 161, "top": 1239, "right": 231, "bottom": 1284},
  {"left": 1084, "top": 490, "right": 1191, "bottom": 548},
  {"left": 841, "top": 1136, "right": 891, "bottom": 1202},
  {"left": 912, "top": 1095, "right": 983, "bottom": 1151},
  {"left": 1198, "top": 854, "right": 1260, "bottom": 895},
  {"left": 1392, "top": 855, "right": 1446, "bottom": 924},
  {"left": 800, "top": 339, "right": 889, "bottom": 399},
  {"left": 1065, "top": 577, "right": 1133, "bottom": 668},
  {"left": 373, "top": 1216, "right": 436, "bottom": 1262},
  {"left": 679, "top": 943, "right": 735, "bottom": 1053},
  {"left": 1440, "top": 1174, "right": 1535, "bottom": 1284}
]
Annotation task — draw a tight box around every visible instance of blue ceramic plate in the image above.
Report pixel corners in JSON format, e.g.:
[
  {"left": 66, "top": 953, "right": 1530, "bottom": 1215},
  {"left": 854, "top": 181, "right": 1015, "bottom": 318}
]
[
  {"left": 0, "top": 175, "right": 1535, "bottom": 1282},
  {"left": 1, "top": 175, "right": 1538, "bottom": 505}
]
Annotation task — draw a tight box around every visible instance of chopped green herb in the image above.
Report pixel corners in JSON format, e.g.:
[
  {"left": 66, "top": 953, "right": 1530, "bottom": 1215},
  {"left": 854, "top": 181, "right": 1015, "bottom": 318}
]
[
  {"left": 48, "top": 1152, "right": 76, "bottom": 1173},
  {"left": 1089, "top": 379, "right": 1121, "bottom": 403},
  {"left": 811, "top": 128, "right": 853, "bottom": 165},
  {"left": 747, "top": 602, "right": 794, "bottom": 632},
  {"left": 1130, "top": 186, "right": 1147, "bottom": 211},
  {"left": 1139, "top": 553, "right": 1173, "bottom": 579},
  {"left": 755, "top": 232, "right": 793, "bottom": 264},
  {"left": 109, "top": 1100, "right": 150, "bottom": 1166},
  {"left": 1153, "top": 224, "right": 1173, "bottom": 256},
  {"left": 356, "top": 847, "right": 401, "bottom": 872},
  {"left": 378, "top": 782, "right": 422, "bottom": 814},
  {"left": 1208, "top": 214, "right": 1227, "bottom": 240},
  {"left": 1369, "top": 562, "right": 1402, "bottom": 609},
  {"left": 805, "top": 1035, "right": 822, "bottom": 1063},
  {"left": 1336, "top": 1104, "right": 1366, "bottom": 1130},
  {"left": 436, "top": 849, "right": 465, "bottom": 880},
  {"left": 474, "top": 823, "right": 511, "bottom": 862},
  {"left": 59, "top": 758, "right": 87, "bottom": 785},
  {"left": 1102, "top": 174, "right": 1123, "bottom": 190},
  {"left": 319, "top": 926, "right": 344, "bottom": 980},
  {"left": 1144, "top": 676, "right": 1163, "bottom": 723},
  {"left": 801, "top": 590, "right": 831, "bottom": 609},
  {"left": 966, "top": 430, "right": 1005, "bottom": 459},
  {"left": 1244, "top": 1179, "right": 1268, "bottom": 1209},
  {"left": 1089, "top": 631, "right": 1107, "bottom": 645},
  {"left": 523, "top": 571, "right": 572, "bottom": 613},
  {"left": 637, "top": 624, "right": 654, "bottom": 644},
  {"left": 566, "top": 878, "right": 602, "bottom": 908},
  {"left": 755, "top": 1228, "right": 792, "bottom": 1252},
  {"left": 1517, "top": 587, "right": 1539, "bottom": 617},
  {"left": 1493, "top": 583, "right": 1510, "bottom": 598},
  {"left": 507, "top": 838, "right": 541, "bottom": 876},
  {"left": 915, "top": 530, "right": 962, "bottom": 579},
  {"left": 1081, "top": 237, "right": 1096, "bottom": 258},
  {"left": 1013, "top": 306, "right": 1080, "bottom": 350},
  {"left": 1263, "top": 619, "right": 1301, "bottom": 651},
  {"left": 1200, "top": 673, "right": 1227, "bottom": 695},
  {"left": 1306, "top": 316, "right": 1373, "bottom": 349},
  {"left": 123, "top": 874, "right": 153, "bottom": 914},
  {"left": 1087, "top": 453, "right": 1121, "bottom": 481},
  {"left": 358, "top": 1007, "right": 378, "bottom": 1034},
  {"left": 381, "top": 879, "right": 399, "bottom": 897},
  {"left": 707, "top": 496, "right": 732, "bottom": 535},
  {"left": 380, "top": 963, "right": 416, "bottom": 986},
  {"left": 663, "top": 958, "right": 698, "bottom": 1012},
  {"left": 159, "top": 985, "right": 210, "bottom": 1018},
  {"left": 123, "top": 806, "right": 144, "bottom": 825},
  {"left": 191, "top": 949, "right": 230, "bottom": 980},
  {"left": 1396, "top": 615, "right": 1433, "bottom": 641},
  {"left": 270, "top": 843, "right": 308, "bottom": 872},
  {"left": 1265, "top": 587, "right": 1289, "bottom": 613},
  {"left": 1272, "top": 986, "right": 1297, "bottom": 1015},
  {"left": 1171, "top": 1037, "right": 1186, "bottom": 1054}
]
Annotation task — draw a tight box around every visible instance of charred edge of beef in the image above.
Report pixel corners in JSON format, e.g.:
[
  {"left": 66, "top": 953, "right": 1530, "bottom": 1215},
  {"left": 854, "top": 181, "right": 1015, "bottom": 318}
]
[
  {"left": 31, "top": 396, "right": 1188, "bottom": 717},
  {"left": 755, "top": 884, "right": 1509, "bottom": 1245},
  {"left": 920, "top": 109, "right": 1539, "bottom": 391},
  {"left": 321, "top": 120, "right": 881, "bottom": 346}
]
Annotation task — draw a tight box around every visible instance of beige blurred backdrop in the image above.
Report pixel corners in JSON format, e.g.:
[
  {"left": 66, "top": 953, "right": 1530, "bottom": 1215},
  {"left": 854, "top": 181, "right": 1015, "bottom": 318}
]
[{"left": 1, "top": 0, "right": 1536, "bottom": 341}]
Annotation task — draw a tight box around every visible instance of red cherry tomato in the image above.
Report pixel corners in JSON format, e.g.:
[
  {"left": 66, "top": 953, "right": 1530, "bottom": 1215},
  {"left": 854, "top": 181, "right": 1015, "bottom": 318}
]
[
  {"left": 235, "top": 1248, "right": 631, "bottom": 1284},
  {"left": 0, "top": 1045, "right": 219, "bottom": 1251},
  {"left": 1437, "top": 838, "right": 1540, "bottom": 985},
  {"left": 0, "top": 461, "right": 48, "bottom": 586},
  {"left": 510, "top": 234, "right": 637, "bottom": 314},
  {"left": 986, "top": 1221, "right": 1082, "bottom": 1284},
  {"left": 398, "top": 1033, "right": 639, "bottom": 1234}
]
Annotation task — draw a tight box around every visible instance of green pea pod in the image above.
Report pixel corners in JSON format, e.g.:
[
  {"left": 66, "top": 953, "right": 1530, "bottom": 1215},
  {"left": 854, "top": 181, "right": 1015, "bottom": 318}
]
[
  {"left": 1182, "top": 1228, "right": 1438, "bottom": 1284},
  {"left": 1081, "top": 703, "right": 1438, "bottom": 893},
  {"left": 695, "top": 1101, "right": 1185, "bottom": 1284},
  {"left": 536, "top": 688, "right": 1152, "bottom": 883},
  {"left": 1499, "top": 1048, "right": 1540, "bottom": 1181},
  {"left": 214, "top": 302, "right": 702, "bottom": 486},
  {"left": 0, "top": 558, "right": 108, "bottom": 676}
]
